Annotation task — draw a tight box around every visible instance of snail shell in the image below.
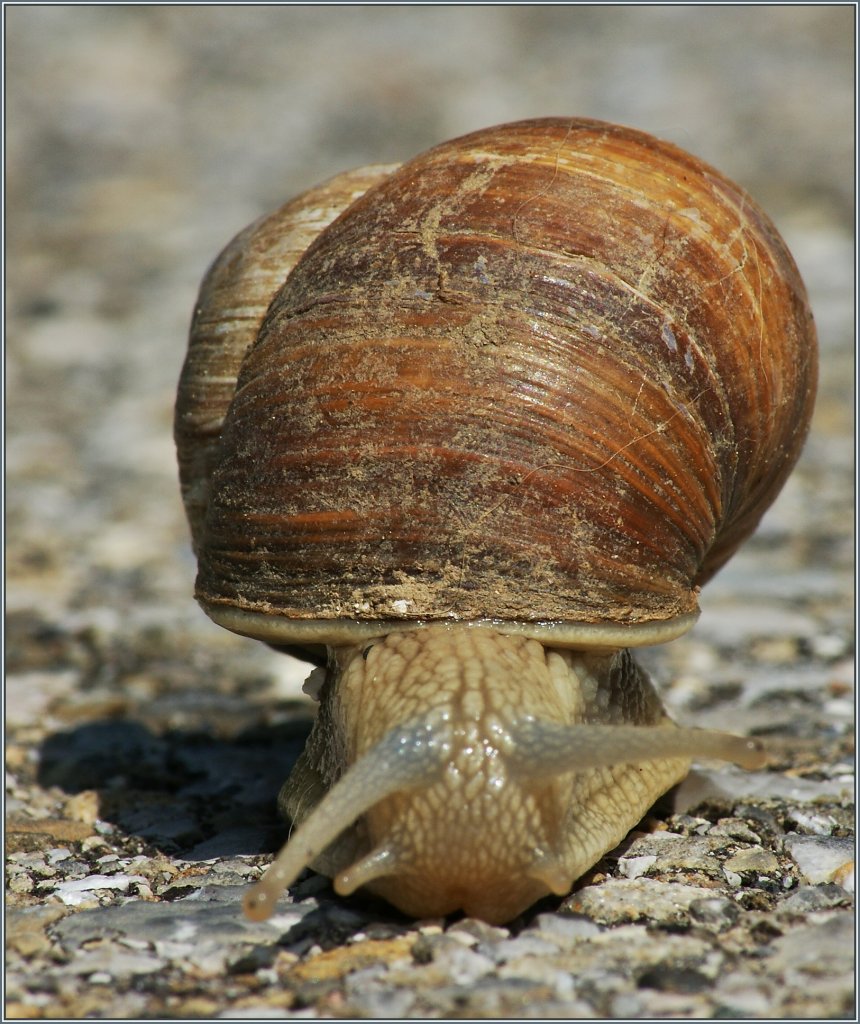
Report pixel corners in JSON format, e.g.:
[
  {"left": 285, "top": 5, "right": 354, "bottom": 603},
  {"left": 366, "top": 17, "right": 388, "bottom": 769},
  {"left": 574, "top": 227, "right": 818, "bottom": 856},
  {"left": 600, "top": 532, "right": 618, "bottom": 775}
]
[{"left": 175, "top": 118, "right": 816, "bottom": 923}]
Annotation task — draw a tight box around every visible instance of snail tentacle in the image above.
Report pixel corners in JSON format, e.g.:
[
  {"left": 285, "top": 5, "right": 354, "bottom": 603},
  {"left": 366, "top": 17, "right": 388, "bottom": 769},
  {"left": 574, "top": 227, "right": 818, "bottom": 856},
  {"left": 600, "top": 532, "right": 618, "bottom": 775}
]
[
  {"left": 243, "top": 715, "right": 452, "bottom": 921},
  {"left": 525, "top": 852, "right": 575, "bottom": 896},
  {"left": 335, "top": 844, "right": 403, "bottom": 895},
  {"left": 506, "top": 720, "right": 767, "bottom": 778}
]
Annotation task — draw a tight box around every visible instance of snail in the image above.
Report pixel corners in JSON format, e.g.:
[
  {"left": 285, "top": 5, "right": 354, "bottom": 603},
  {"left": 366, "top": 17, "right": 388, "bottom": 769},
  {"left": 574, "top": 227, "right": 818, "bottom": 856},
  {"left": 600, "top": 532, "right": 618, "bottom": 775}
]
[{"left": 175, "top": 118, "right": 817, "bottom": 925}]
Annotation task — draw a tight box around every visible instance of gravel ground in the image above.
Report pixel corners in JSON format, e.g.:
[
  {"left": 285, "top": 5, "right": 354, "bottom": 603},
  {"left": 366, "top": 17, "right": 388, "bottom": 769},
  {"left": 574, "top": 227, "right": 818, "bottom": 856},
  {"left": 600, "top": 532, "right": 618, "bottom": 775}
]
[{"left": 5, "top": 6, "right": 854, "bottom": 1020}]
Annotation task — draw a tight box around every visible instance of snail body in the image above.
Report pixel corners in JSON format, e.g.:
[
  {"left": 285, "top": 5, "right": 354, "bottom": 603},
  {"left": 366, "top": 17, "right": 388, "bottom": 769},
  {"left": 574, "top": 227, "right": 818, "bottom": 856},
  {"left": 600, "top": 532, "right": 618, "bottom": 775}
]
[{"left": 175, "top": 118, "right": 816, "bottom": 923}]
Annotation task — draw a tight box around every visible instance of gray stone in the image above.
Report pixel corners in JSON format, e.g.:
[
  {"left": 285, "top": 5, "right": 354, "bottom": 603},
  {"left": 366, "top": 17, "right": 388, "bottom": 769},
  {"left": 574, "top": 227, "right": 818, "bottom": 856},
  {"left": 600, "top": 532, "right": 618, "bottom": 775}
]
[
  {"left": 52, "top": 873, "right": 148, "bottom": 906},
  {"left": 529, "top": 912, "right": 602, "bottom": 942},
  {"left": 778, "top": 883, "right": 852, "bottom": 915},
  {"left": 55, "top": 949, "right": 166, "bottom": 977},
  {"left": 688, "top": 897, "right": 741, "bottom": 932},
  {"left": 421, "top": 937, "right": 496, "bottom": 984},
  {"left": 565, "top": 879, "right": 721, "bottom": 925},
  {"left": 707, "top": 818, "right": 762, "bottom": 843},
  {"left": 345, "top": 972, "right": 417, "bottom": 1018},
  {"left": 768, "top": 912, "right": 854, "bottom": 977},
  {"left": 723, "top": 847, "right": 781, "bottom": 876},
  {"left": 51, "top": 888, "right": 307, "bottom": 951},
  {"left": 497, "top": 957, "right": 576, "bottom": 998},
  {"left": 446, "top": 917, "right": 509, "bottom": 945},
  {"left": 489, "top": 934, "right": 561, "bottom": 963},
  {"left": 712, "top": 978, "right": 773, "bottom": 1018},
  {"left": 672, "top": 765, "right": 853, "bottom": 814}
]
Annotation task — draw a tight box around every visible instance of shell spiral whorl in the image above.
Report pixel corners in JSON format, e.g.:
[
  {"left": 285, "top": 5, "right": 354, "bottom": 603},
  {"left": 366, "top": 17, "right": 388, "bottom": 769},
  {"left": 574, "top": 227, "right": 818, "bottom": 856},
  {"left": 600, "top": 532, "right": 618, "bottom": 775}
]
[{"left": 179, "top": 118, "right": 816, "bottom": 640}]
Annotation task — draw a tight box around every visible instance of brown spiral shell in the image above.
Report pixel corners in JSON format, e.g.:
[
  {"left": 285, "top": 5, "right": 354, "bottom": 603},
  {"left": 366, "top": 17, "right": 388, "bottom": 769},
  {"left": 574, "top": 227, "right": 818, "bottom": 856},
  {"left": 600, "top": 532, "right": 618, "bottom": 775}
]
[
  {"left": 176, "top": 163, "right": 401, "bottom": 547},
  {"left": 175, "top": 118, "right": 817, "bottom": 638}
]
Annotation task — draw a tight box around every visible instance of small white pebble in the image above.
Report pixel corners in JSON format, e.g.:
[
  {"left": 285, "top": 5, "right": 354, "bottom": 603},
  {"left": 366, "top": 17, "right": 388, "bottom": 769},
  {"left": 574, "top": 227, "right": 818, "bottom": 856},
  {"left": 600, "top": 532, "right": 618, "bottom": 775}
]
[
  {"left": 823, "top": 698, "right": 854, "bottom": 718},
  {"left": 493, "top": 935, "right": 560, "bottom": 961},
  {"left": 789, "top": 810, "right": 836, "bottom": 836},
  {"left": 783, "top": 834, "right": 854, "bottom": 886},
  {"left": 266, "top": 910, "right": 307, "bottom": 931},
  {"left": 119, "top": 937, "right": 151, "bottom": 952},
  {"left": 81, "top": 836, "right": 109, "bottom": 853},
  {"left": 417, "top": 921, "right": 445, "bottom": 935},
  {"left": 618, "top": 855, "right": 657, "bottom": 879},
  {"left": 435, "top": 945, "right": 495, "bottom": 985},
  {"left": 52, "top": 873, "right": 148, "bottom": 906},
  {"left": 810, "top": 634, "right": 849, "bottom": 659},
  {"left": 188, "top": 946, "right": 230, "bottom": 975},
  {"left": 531, "top": 913, "right": 601, "bottom": 941},
  {"left": 153, "top": 940, "right": 196, "bottom": 960}
]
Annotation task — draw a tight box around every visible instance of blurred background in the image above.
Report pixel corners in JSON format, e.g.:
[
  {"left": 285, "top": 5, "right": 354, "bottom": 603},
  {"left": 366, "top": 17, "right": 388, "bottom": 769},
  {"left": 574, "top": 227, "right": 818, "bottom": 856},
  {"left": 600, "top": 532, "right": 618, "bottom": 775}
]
[
  {"left": 6, "top": 4, "right": 854, "bottom": 782},
  {"left": 5, "top": 9, "right": 855, "bottom": 1014}
]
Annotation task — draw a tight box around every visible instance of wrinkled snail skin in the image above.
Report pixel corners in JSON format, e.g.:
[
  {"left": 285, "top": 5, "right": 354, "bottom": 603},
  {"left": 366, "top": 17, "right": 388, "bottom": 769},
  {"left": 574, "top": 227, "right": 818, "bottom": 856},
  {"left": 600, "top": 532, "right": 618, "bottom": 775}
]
[
  {"left": 174, "top": 118, "right": 817, "bottom": 923},
  {"left": 243, "top": 625, "right": 766, "bottom": 924}
]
